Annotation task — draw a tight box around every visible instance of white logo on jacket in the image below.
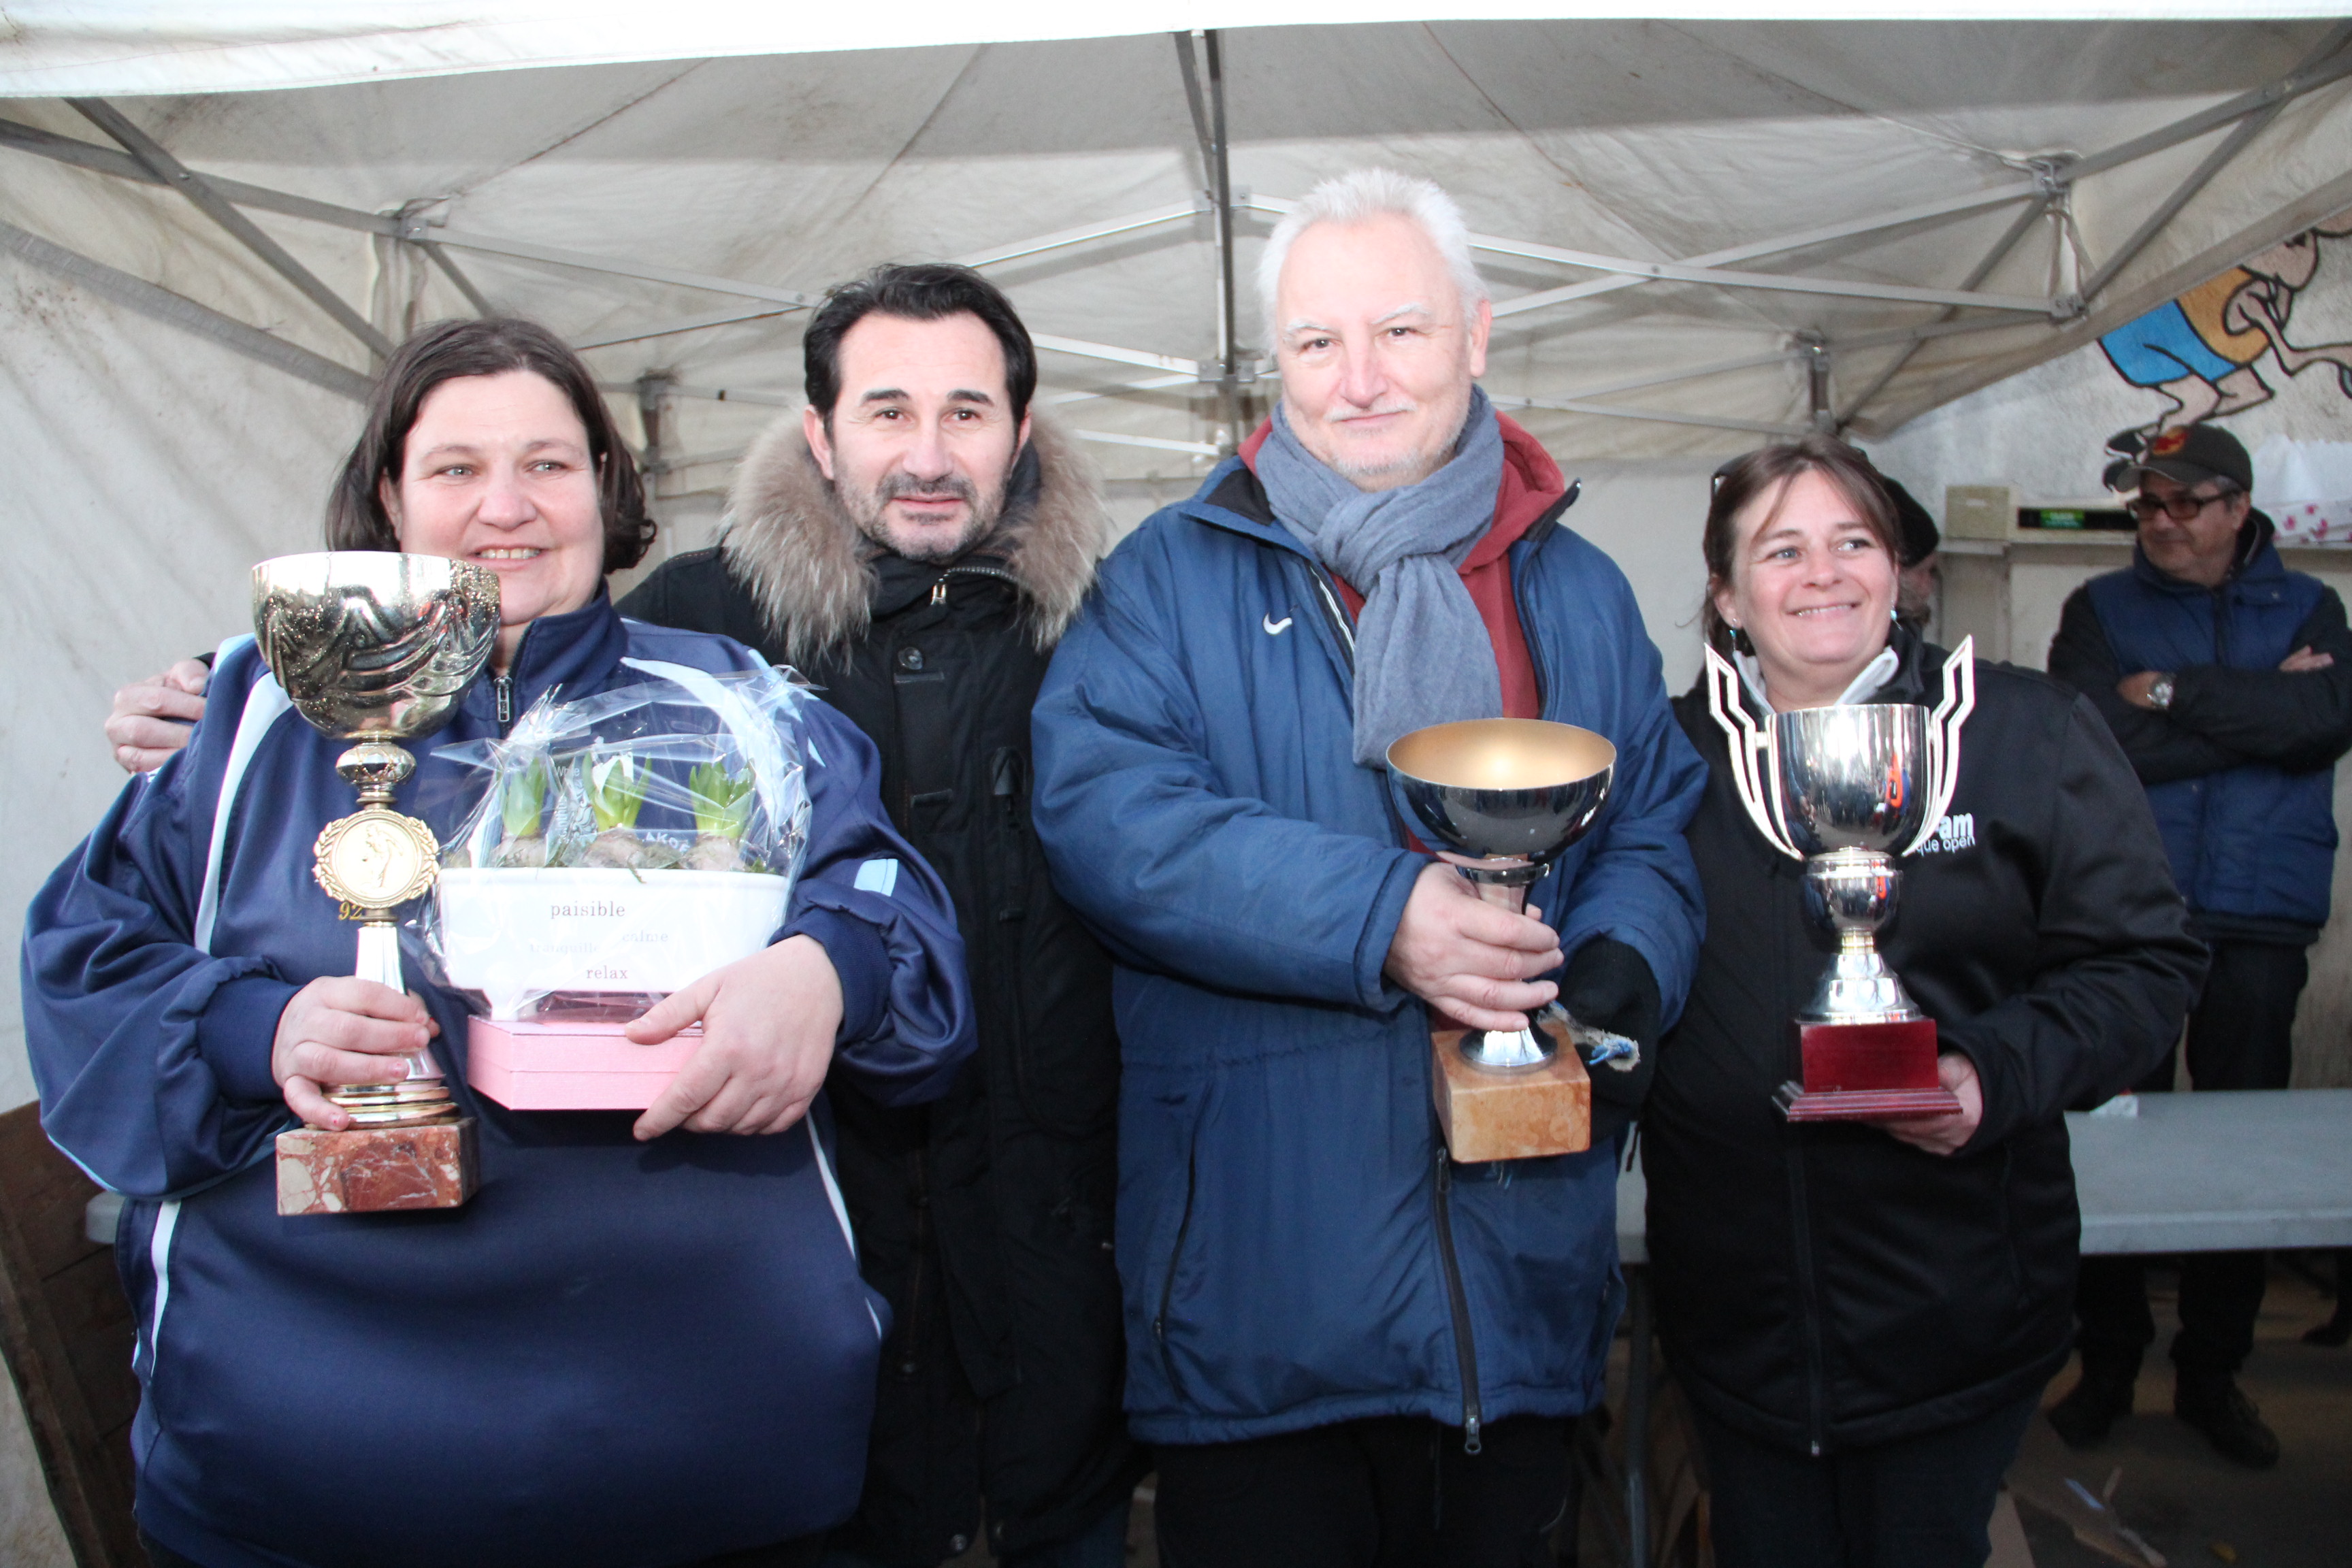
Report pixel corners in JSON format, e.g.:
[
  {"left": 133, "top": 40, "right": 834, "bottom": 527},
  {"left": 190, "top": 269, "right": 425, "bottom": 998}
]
[
  {"left": 1263, "top": 614, "right": 1294, "bottom": 636},
  {"left": 1914, "top": 813, "right": 1976, "bottom": 855}
]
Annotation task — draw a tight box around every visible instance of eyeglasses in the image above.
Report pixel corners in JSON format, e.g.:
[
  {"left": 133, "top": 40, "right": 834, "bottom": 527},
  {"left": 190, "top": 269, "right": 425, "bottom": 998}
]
[{"left": 2127, "top": 487, "right": 2239, "bottom": 523}]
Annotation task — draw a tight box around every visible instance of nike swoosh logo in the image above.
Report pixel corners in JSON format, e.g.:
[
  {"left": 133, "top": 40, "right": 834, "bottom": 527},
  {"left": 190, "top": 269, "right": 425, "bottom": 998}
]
[{"left": 1263, "top": 615, "right": 1294, "bottom": 635}]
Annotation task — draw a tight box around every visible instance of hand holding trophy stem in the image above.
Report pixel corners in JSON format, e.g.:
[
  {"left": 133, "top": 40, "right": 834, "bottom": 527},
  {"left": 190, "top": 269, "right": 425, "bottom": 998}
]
[
  {"left": 1388, "top": 719, "right": 1627, "bottom": 1160},
  {"left": 254, "top": 552, "right": 500, "bottom": 1130}
]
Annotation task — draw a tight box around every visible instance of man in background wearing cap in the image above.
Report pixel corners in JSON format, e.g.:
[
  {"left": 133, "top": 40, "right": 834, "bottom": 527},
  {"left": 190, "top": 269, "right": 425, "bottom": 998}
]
[
  {"left": 1882, "top": 473, "right": 1942, "bottom": 630},
  {"left": 2044, "top": 421, "right": 2352, "bottom": 1468}
]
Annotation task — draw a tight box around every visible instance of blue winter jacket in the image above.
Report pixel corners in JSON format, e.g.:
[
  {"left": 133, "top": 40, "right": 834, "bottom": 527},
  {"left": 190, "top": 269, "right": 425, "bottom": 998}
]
[
  {"left": 1030, "top": 455, "right": 1707, "bottom": 1447},
  {"left": 22, "top": 592, "right": 975, "bottom": 1568},
  {"left": 2051, "top": 521, "right": 2352, "bottom": 937}
]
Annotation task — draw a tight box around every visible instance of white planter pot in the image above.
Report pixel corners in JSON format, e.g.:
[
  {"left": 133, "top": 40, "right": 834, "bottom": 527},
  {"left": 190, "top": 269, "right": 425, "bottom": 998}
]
[{"left": 436, "top": 866, "right": 791, "bottom": 1019}]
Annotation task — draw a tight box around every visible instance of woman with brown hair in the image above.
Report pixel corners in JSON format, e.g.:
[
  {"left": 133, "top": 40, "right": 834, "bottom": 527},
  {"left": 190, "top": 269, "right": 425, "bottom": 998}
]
[
  {"left": 26, "top": 317, "right": 974, "bottom": 1568},
  {"left": 1642, "top": 434, "right": 2203, "bottom": 1567}
]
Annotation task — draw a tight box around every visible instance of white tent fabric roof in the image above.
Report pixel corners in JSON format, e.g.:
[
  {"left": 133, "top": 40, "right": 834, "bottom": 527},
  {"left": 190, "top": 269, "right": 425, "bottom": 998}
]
[
  {"left": 3, "top": 3, "right": 2344, "bottom": 98},
  {"left": 3, "top": 15, "right": 2350, "bottom": 487}
]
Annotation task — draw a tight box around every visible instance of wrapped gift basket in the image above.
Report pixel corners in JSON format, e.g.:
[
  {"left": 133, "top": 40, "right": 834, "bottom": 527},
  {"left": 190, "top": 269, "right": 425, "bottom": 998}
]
[{"left": 420, "top": 662, "right": 812, "bottom": 1107}]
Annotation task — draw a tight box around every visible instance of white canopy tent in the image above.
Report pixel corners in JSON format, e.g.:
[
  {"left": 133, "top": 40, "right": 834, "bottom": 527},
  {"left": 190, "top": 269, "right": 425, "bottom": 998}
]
[
  {"left": 5, "top": 10, "right": 2352, "bottom": 1560},
  {"left": 8, "top": 3, "right": 2352, "bottom": 1100}
]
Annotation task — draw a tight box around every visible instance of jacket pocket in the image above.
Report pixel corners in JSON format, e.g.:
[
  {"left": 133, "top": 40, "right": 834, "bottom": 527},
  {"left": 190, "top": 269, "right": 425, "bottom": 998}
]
[{"left": 1120, "top": 1081, "right": 1205, "bottom": 1408}]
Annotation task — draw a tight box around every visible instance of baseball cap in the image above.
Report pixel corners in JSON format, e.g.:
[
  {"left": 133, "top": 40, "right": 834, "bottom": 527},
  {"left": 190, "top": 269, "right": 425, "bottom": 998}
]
[
  {"left": 2102, "top": 423, "right": 2254, "bottom": 495},
  {"left": 1879, "top": 476, "right": 1941, "bottom": 568}
]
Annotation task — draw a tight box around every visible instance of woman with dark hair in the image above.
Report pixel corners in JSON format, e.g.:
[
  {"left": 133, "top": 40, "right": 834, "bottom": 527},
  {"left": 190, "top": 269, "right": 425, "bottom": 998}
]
[
  {"left": 24, "top": 318, "right": 976, "bottom": 1568},
  {"left": 1643, "top": 434, "right": 2204, "bottom": 1567}
]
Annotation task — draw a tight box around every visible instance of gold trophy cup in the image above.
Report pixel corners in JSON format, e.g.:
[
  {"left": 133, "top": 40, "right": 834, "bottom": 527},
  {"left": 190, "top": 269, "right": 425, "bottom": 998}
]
[{"left": 252, "top": 552, "right": 499, "bottom": 1212}]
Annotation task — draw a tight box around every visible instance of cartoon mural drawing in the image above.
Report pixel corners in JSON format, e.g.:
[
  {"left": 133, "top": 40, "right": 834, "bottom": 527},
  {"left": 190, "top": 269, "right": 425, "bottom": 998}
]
[{"left": 2100, "top": 210, "right": 2352, "bottom": 434}]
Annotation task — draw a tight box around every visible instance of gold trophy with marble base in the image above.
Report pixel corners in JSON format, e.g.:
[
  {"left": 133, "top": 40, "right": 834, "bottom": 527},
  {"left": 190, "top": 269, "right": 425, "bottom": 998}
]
[
  {"left": 1388, "top": 719, "right": 1622, "bottom": 1162},
  {"left": 253, "top": 553, "right": 499, "bottom": 1214}
]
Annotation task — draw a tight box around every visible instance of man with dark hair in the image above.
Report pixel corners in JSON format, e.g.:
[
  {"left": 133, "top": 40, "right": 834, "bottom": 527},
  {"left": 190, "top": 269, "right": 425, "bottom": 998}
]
[
  {"left": 101, "top": 268, "right": 1139, "bottom": 1567},
  {"left": 2046, "top": 421, "right": 2352, "bottom": 1469}
]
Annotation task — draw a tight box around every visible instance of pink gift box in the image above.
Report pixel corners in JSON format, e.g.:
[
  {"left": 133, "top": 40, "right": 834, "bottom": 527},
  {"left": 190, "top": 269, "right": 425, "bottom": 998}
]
[{"left": 466, "top": 1016, "right": 702, "bottom": 1111}]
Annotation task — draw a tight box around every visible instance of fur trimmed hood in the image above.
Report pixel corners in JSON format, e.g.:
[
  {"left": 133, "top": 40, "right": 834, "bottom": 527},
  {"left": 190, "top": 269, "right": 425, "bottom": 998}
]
[{"left": 719, "top": 409, "right": 1111, "bottom": 668}]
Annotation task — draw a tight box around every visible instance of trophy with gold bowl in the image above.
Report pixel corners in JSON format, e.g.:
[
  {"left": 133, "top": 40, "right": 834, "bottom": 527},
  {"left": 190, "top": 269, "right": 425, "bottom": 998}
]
[
  {"left": 1388, "top": 718, "right": 1627, "bottom": 1162},
  {"left": 252, "top": 551, "right": 500, "bottom": 1213}
]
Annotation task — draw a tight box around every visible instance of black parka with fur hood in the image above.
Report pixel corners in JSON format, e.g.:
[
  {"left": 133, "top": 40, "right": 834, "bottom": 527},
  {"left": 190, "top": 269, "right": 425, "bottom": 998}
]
[
  {"left": 619, "top": 412, "right": 1143, "bottom": 1563},
  {"left": 1647, "top": 629, "right": 2205, "bottom": 1454}
]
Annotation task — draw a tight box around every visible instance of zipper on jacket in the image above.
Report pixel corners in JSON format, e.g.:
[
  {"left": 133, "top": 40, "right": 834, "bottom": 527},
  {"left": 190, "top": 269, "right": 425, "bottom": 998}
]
[
  {"left": 1153, "top": 1144, "right": 1200, "bottom": 1401},
  {"left": 1307, "top": 565, "right": 1357, "bottom": 668},
  {"left": 1432, "top": 1150, "right": 1486, "bottom": 1454},
  {"left": 898, "top": 1147, "right": 932, "bottom": 1378},
  {"left": 494, "top": 672, "right": 514, "bottom": 727},
  {"left": 1785, "top": 1118, "right": 1832, "bottom": 1455},
  {"left": 1507, "top": 548, "right": 1552, "bottom": 717}
]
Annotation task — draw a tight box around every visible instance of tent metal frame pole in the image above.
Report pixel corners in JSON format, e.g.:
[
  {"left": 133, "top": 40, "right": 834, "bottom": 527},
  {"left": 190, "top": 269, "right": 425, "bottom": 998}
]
[
  {"left": 1801, "top": 332, "right": 1834, "bottom": 433},
  {"left": 1833, "top": 313, "right": 2045, "bottom": 354},
  {"left": 1835, "top": 193, "right": 2053, "bottom": 427},
  {"left": 954, "top": 199, "right": 1203, "bottom": 268},
  {"left": 1546, "top": 350, "right": 1802, "bottom": 403},
  {"left": 575, "top": 305, "right": 799, "bottom": 350},
  {"left": 1206, "top": 30, "right": 1244, "bottom": 452},
  {"left": 1175, "top": 29, "right": 1245, "bottom": 453},
  {"left": 1494, "top": 393, "right": 1808, "bottom": 438},
  {"left": 1490, "top": 181, "right": 2045, "bottom": 321},
  {"left": 416, "top": 240, "right": 495, "bottom": 316},
  {"left": 2071, "top": 22, "right": 2351, "bottom": 308},
  {"left": 0, "top": 115, "right": 399, "bottom": 235},
  {"left": 1239, "top": 193, "right": 2051, "bottom": 314},
  {"left": 2063, "top": 23, "right": 2352, "bottom": 182},
  {"left": 69, "top": 96, "right": 396, "bottom": 359},
  {"left": 403, "top": 218, "right": 819, "bottom": 308},
  {"left": 1033, "top": 333, "right": 1200, "bottom": 376},
  {"left": 1073, "top": 428, "right": 1224, "bottom": 457},
  {"left": 0, "top": 217, "right": 371, "bottom": 399},
  {"left": 1043, "top": 371, "right": 1202, "bottom": 406},
  {"left": 1172, "top": 34, "right": 1218, "bottom": 185},
  {"left": 570, "top": 199, "right": 1209, "bottom": 349},
  {"left": 600, "top": 380, "right": 797, "bottom": 409}
]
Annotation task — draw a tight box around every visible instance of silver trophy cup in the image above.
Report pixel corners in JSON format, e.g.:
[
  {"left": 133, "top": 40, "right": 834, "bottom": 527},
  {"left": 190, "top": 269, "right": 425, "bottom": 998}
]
[
  {"left": 1771, "top": 704, "right": 1930, "bottom": 1025},
  {"left": 1388, "top": 719, "right": 1615, "bottom": 1071},
  {"left": 252, "top": 552, "right": 500, "bottom": 1125}
]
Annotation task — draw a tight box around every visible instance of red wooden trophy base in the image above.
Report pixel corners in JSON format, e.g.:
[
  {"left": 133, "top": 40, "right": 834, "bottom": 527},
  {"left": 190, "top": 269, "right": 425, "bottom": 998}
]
[
  {"left": 1775, "top": 1018, "right": 1959, "bottom": 1122},
  {"left": 1432, "top": 1019, "right": 1592, "bottom": 1162}
]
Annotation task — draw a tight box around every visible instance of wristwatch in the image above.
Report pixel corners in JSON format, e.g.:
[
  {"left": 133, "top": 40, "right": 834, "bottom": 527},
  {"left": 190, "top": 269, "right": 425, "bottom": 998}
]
[{"left": 2147, "top": 673, "right": 2176, "bottom": 711}]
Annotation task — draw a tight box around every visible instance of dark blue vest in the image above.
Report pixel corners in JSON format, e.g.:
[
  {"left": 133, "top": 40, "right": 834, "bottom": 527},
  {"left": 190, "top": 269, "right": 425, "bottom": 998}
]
[{"left": 2085, "top": 544, "right": 2336, "bottom": 930}]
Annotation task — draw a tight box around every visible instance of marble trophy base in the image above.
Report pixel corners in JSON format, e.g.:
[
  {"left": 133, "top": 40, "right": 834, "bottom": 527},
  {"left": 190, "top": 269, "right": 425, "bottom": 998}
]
[
  {"left": 276, "top": 1119, "right": 478, "bottom": 1215},
  {"left": 1775, "top": 1018, "right": 1960, "bottom": 1122},
  {"left": 1432, "top": 1017, "right": 1592, "bottom": 1162}
]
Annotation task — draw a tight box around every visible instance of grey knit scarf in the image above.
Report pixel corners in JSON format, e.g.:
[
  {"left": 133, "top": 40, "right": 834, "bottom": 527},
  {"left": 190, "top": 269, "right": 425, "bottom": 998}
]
[{"left": 1257, "top": 387, "right": 1507, "bottom": 765}]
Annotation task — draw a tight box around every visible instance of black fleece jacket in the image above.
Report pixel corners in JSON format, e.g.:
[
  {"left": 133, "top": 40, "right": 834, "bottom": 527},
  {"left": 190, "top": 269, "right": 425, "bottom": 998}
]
[{"left": 1646, "top": 631, "right": 2205, "bottom": 1453}]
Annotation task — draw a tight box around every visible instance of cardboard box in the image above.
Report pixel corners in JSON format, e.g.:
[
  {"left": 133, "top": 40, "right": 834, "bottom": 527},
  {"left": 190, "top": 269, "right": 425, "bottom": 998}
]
[{"left": 466, "top": 1017, "right": 701, "bottom": 1110}]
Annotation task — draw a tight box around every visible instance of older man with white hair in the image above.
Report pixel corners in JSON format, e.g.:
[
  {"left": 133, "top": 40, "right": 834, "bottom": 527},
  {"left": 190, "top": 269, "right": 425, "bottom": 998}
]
[{"left": 1030, "top": 169, "right": 1705, "bottom": 1564}]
